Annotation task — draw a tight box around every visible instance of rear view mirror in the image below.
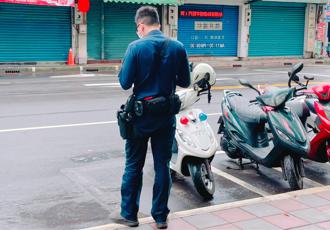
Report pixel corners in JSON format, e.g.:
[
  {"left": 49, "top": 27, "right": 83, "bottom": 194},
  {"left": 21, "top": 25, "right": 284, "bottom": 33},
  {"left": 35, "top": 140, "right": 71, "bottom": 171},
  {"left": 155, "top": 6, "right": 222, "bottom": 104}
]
[
  {"left": 239, "top": 79, "right": 261, "bottom": 95},
  {"left": 239, "top": 79, "right": 252, "bottom": 88},
  {"left": 290, "top": 62, "right": 304, "bottom": 77}
]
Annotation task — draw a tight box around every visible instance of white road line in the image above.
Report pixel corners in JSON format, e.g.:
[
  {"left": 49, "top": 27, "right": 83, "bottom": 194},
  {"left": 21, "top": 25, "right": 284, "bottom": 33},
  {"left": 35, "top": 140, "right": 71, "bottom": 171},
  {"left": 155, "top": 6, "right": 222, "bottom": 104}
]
[
  {"left": 84, "top": 83, "right": 120, "bottom": 87},
  {"left": 0, "top": 82, "right": 12, "bottom": 85},
  {"left": 50, "top": 74, "right": 96, "bottom": 79},
  {"left": 207, "top": 112, "right": 221, "bottom": 116},
  {"left": 253, "top": 69, "right": 287, "bottom": 74},
  {"left": 211, "top": 166, "right": 270, "bottom": 197},
  {"left": 273, "top": 167, "right": 324, "bottom": 187},
  {"left": 0, "top": 113, "right": 221, "bottom": 133},
  {"left": 253, "top": 69, "right": 330, "bottom": 78},
  {"left": 0, "top": 121, "right": 117, "bottom": 133},
  {"left": 217, "top": 72, "right": 275, "bottom": 77},
  {"left": 216, "top": 78, "right": 233, "bottom": 81},
  {"left": 216, "top": 150, "right": 225, "bottom": 155},
  {"left": 301, "top": 72, "right": 330, "bottom": 78}
]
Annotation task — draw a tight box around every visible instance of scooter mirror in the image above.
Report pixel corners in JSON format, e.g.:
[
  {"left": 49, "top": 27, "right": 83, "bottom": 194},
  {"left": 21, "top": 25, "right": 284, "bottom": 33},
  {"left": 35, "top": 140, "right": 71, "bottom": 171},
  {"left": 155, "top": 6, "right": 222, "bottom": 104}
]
[
  {"left": 239, "top": 79, "right": 261, "bottom": 95},
  {"left": 239, "top": 79, "right": 251, "bottom": 87},
  {"left": 291, "top": 62, "right": 304, "bottom": 77}
]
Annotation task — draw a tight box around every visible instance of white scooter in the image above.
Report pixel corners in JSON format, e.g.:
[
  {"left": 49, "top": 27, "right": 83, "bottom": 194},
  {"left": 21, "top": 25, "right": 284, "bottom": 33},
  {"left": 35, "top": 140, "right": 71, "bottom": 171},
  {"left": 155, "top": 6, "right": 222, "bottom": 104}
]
[{"left": 170, "top": 63, "right": 218, "bottom": 200}]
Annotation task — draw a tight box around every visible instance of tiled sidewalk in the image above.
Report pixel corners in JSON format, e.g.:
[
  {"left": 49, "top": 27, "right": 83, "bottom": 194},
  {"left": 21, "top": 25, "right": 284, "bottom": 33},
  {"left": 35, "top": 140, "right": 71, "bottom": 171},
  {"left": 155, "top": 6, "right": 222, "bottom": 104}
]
[{"left": 83, "top": 186, "right": 330, "bottom": 230}]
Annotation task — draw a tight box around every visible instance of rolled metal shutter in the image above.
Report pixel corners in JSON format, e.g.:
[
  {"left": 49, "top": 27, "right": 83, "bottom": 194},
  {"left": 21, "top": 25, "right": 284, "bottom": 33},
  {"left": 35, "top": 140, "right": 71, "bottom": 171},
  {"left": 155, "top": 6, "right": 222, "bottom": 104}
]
[
  {"left": 104, "top": 3, "right": 140, "bottom": 60},
  {"left": 0, "top": 3, "right": 71, "bottom": 62},
  {"left": 249, "top": 2, "right": 306, "bottom": 57},
  {"left": 87, "top": 0, "right": 102, "bottom": 60},
  {"left": 178, "top": 4, "right": 239, "bottom": 57}
]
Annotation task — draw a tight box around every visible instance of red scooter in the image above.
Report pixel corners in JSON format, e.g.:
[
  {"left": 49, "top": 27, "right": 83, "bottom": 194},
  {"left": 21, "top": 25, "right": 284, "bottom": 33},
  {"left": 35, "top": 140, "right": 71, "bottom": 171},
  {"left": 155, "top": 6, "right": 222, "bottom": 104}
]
[{"left": 287, "top": 63, "right": 330, "bottom": 163}]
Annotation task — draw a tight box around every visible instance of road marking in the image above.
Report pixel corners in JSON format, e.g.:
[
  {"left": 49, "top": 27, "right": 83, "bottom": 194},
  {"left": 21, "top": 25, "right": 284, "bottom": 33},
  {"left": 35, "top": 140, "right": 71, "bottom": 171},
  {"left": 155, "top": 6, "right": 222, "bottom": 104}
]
[
  {"left": 253, "top": 69, "right": 287, "bottom": 74},
  {"left": 253, "top": 69, "right": 330, "bottom": 78},
  {"left": 0, "top": 82, "right": 12, "bottom": 85},
  {"left": 0, "top": 112, "right": 221, "bottom": 133},
  {"left": 207, "top": 112, "right": 221, "bottom": 116},
  {"left": 273, "top": 167, "right": 324, "bottom": 187},
  {"left": 0, "top": 121, "right": 117, "bottom": 133},
  {"left": 84, "top": 83, "right": 120, "bottom": 87},
  {"left": 216, "top": 150, "right": 225, "bottom": 155},
  {"left": 211, "top": 166, "right": 270, "bottom": 197},
  {"left": 211, "top": 81, "right": 327, "bottom": 91},
  {"left": 216, "top": 78, "right": 233, "bottom": 81},
  {"left": 217, "top": 72, "right": 276, "bottom": 77},
  {"left": 50, "top": 74, "right": 96, "bottom": 79}
]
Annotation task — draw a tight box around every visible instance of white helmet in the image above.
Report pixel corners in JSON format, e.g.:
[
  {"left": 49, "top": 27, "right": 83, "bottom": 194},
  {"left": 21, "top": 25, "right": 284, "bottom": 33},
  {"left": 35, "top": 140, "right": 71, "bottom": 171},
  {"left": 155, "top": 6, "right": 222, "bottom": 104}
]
[{"left": 191, "top": 63, "right": 216, "bottom": 87}]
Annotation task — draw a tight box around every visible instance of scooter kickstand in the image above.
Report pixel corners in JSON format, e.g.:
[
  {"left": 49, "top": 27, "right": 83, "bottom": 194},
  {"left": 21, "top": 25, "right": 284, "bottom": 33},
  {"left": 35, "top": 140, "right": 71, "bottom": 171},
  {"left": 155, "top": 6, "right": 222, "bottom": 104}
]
[
  {"left": 255, "top": 162, "right": 261, "bottom": 174},
  {"left": 238, "top": 158, "right": 244, "bottom": 169}
]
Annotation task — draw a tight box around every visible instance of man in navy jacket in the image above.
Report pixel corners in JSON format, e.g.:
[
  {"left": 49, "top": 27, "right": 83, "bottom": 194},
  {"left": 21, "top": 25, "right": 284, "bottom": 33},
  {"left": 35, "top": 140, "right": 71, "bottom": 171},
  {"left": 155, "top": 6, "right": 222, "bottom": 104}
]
[{"left": 116, "top": 5, "right": 190, "bottom": 229}]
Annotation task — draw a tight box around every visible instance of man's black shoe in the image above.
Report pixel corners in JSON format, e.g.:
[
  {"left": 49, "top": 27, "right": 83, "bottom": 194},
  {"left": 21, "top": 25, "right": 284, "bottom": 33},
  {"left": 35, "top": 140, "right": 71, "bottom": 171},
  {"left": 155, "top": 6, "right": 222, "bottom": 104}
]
[
  {"left": 156, "top": 221, "right": 168, "bottom": 229},
  {"left": 111, "top": 215, "right": 139, "bottom": 227}
]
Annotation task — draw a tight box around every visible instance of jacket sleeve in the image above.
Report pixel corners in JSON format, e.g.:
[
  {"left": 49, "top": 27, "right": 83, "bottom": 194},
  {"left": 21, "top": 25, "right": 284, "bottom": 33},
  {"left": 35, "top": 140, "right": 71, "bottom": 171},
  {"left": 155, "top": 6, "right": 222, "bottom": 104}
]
[
  {"left": 176, "top": 48, "right": 191, "bottom": 88},
  {"left": 118, "top": 44, "right": 136, "bottom": 90}
]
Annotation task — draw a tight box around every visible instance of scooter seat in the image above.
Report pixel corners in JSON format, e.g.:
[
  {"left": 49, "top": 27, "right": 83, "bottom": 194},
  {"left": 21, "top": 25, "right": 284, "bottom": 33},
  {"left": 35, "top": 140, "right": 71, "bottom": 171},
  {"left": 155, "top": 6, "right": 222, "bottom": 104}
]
[{"left": 228, "top": 94, "right": 267, "bottom": 124}]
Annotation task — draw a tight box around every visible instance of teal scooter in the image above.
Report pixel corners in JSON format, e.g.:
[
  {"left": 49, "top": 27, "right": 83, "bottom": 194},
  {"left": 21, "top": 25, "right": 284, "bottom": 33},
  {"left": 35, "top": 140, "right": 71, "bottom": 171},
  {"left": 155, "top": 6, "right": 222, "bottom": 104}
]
[{"left": 218, "top": 69, "right": 310, "bottom": 190}]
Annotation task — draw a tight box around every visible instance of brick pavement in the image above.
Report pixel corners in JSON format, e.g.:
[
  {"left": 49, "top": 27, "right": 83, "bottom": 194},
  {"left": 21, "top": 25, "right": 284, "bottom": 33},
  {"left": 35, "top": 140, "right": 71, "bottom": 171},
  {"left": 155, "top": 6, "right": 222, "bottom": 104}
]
[{"left": 82, "top": 186, "right": 330, "bottom": 230}]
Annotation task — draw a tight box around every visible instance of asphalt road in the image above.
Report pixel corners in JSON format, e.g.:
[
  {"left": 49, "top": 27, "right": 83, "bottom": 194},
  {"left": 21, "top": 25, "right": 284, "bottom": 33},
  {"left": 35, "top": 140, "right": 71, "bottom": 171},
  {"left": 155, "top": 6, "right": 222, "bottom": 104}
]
[{"left": 0, "top": 64, "right": 329, "bottom": 230}]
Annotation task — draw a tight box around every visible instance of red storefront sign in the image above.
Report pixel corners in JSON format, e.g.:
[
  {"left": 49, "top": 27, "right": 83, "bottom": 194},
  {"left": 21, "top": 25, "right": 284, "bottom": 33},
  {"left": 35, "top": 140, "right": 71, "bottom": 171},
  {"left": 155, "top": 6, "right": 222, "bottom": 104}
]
[
  {"left": 0, "top": 0, "right": 74, "bottom": 7},
  {"left": 179, "top": 10, "right": 223, "bottom": 18},
  {"left": 317, "top": 22, "right": 326, "bottom": 41}
]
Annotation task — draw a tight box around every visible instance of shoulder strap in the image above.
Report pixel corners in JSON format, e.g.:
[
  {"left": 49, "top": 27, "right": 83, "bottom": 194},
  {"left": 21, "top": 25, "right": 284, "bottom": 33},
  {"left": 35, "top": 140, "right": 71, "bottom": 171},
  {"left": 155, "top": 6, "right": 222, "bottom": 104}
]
[{"left": 133, "top": 39, "right": 170, "bottom": 94}]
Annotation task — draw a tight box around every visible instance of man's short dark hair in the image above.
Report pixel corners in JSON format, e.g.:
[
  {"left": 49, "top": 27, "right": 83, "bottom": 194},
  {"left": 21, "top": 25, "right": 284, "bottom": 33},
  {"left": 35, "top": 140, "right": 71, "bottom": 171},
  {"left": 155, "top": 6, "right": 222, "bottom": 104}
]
[{"left": 135, "top": 6, "right": 160, "bottom": 26}]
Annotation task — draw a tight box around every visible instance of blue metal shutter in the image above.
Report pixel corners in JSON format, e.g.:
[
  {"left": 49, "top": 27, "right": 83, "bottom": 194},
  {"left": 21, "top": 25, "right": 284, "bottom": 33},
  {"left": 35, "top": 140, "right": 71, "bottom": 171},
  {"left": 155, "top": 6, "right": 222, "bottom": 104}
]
[
  {"left": 0, "top": 3, "right": 71, "bottom": 62},
  {"left": 87, "top": 0, "right": 102, "bottom": 60},
  {"left": 178, "top": 4, "right": 238, "bottom": 57},
  {"left": 249, "top": 2, "right": 306, "bottom": 57}
]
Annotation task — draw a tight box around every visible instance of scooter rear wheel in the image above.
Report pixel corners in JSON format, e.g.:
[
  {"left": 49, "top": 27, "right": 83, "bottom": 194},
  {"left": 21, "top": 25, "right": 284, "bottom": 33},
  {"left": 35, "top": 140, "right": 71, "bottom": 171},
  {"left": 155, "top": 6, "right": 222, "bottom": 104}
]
[
  {"left": 283, "top": 155, "right": 303, "bottom": 190},
  {"left": 188, "top": 160, "right": 215, "bottom": 200}
]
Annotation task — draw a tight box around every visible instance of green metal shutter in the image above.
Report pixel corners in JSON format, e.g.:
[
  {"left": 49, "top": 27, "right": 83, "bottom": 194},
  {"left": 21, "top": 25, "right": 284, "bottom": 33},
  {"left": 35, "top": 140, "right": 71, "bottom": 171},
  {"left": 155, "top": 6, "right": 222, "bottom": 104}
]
[
  {"left": 104, "top": 3, "right": 140, "bottom": 60},
  {"left": 249, "top": 2, "right": 306, "bottom": 57},
  {"left": 0, "top": 3, "right": 71, "bottom": 62},
  {"left": 87, "top": 0, "right": 102, "bottom": 60}
]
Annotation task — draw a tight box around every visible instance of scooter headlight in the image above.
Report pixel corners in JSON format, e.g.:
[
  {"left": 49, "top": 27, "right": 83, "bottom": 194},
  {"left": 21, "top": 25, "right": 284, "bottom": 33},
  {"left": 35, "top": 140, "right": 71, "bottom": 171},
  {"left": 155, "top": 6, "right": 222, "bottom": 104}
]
[
  {"left": 177, "top": 130, "right": 197, "bottom": 148},
  {"left": 276, "top": 128, "right": 291, "bottom": 142}
]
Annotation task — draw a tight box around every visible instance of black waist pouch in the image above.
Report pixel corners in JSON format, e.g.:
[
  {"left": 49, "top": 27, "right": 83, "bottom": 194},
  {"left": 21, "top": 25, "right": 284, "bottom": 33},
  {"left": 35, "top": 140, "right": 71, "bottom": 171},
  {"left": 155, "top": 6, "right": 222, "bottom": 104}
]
[
  {"left": 142, "top": 94, "right": 181, "bottom": 116},
  {"left": 143, "top": 96, "right": 170, "bottom": 115}
]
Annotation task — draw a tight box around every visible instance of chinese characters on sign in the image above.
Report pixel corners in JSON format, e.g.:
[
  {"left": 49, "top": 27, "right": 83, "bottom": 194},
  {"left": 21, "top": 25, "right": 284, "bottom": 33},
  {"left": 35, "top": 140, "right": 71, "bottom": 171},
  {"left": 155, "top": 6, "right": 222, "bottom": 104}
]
[
  {"left": 317, "top": 22, "right": 326, "bottom": 41},
  {"left": 194, "top": 21, "right": 222, "bottom": 31},
  {"left": 0, "top": 0, "right": 74, "bottom": 6},
  {"left": 180, "top": 10, "right": 223, "bottom": 18},
  {"left": 190, "top": 43, "right": 225, "bottom": 48}
]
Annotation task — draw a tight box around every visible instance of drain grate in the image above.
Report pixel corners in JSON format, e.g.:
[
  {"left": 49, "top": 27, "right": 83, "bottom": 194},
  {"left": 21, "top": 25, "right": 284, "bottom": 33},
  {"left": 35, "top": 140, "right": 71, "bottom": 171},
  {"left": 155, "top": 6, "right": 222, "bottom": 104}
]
[
  {"left": 85, "top": 68, "right": 99, "bottom": 72},
  {"left": 4, "top": 70, "right": 20, "bottom": 74}
]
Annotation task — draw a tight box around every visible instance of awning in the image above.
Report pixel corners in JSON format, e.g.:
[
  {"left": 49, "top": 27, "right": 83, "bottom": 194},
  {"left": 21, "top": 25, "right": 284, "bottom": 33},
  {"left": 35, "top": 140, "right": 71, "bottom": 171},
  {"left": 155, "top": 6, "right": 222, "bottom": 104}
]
[
  {"left": 0, "top": 0, "right": 74, "bottom": 6},
  {"left": 103, "top": 0, "right": 183, "bottom": 5},
  {"left": 246, "top": 0, "right": 327, "bottom": 3}
]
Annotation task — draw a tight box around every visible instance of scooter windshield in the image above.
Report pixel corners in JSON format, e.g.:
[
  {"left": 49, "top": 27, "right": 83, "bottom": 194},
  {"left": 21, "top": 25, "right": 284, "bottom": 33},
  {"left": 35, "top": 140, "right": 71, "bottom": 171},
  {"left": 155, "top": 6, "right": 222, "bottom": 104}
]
[{"left": 258, "top": 87, "right": 294, "bottom": 108}]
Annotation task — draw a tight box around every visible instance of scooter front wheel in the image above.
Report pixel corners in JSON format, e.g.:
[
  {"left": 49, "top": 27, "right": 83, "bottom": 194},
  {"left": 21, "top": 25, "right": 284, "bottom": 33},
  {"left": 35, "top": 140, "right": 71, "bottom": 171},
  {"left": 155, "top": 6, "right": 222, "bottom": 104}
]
[
  {"left": 283, "top": 155, "right": 303, "bottom": 190},
  {"left": 188, "top": 160, "right": 215, "bottom": 200}
]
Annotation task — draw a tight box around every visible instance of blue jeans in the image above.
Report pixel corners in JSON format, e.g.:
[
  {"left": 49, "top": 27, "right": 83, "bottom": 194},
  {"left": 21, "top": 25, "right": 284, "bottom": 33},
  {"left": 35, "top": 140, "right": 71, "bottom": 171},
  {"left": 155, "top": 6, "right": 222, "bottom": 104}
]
[{"left": 120, "top": 124, "right": 175, "bottom": 222}]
